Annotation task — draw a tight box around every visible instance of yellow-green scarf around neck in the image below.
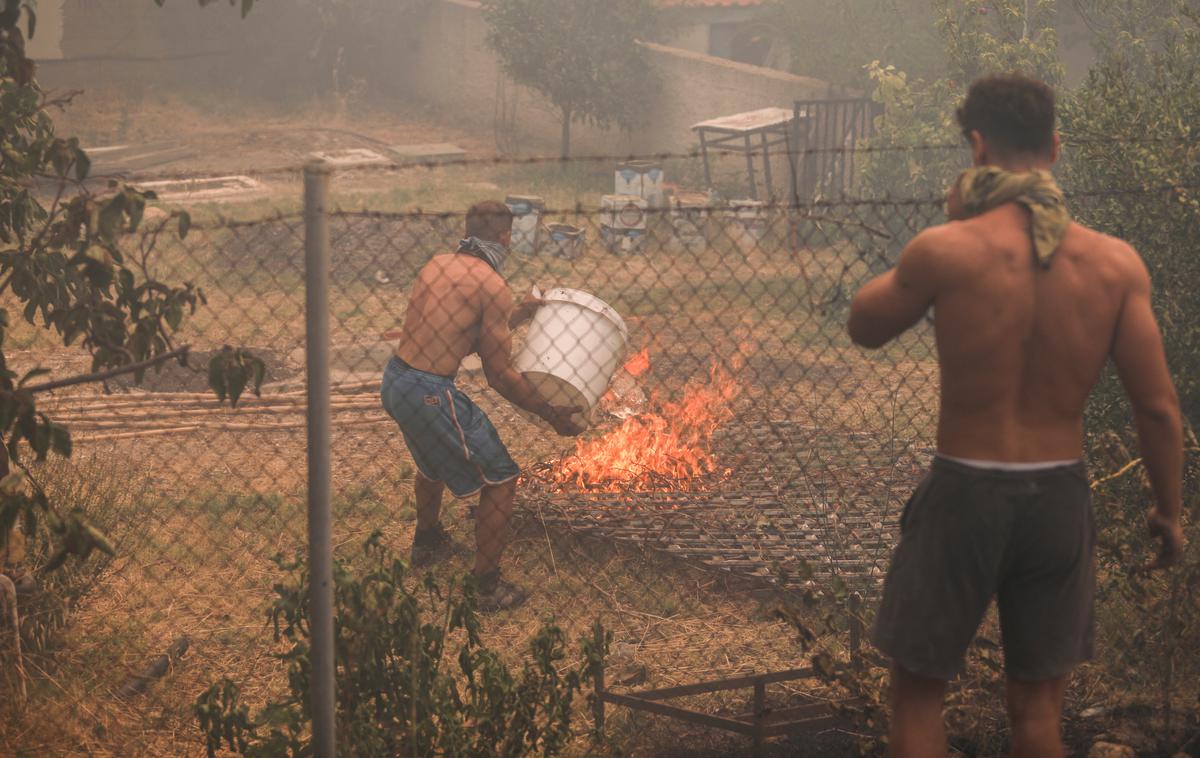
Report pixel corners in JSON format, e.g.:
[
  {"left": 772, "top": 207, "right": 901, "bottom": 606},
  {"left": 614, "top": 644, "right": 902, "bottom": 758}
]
[{"left": 951, "top": 166, "right": 1070, "bottom": 268}]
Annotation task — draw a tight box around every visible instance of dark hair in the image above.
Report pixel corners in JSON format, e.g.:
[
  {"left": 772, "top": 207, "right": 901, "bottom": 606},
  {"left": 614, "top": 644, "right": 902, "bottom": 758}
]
[
  {"left": 956, "top": 74, "right": 1056, "bottom": 156},
  {"left": 465, "top": 200, "right": 514, "bottom": 242}
]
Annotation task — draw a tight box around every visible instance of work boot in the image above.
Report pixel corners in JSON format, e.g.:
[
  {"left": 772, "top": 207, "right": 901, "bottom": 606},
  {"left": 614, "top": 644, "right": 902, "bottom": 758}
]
[
  {"left": 410, "top": 525, "right": 457, "bottom": 568},
  {"left": 475, "top": 569, "right": 528, "bottom": 612}
]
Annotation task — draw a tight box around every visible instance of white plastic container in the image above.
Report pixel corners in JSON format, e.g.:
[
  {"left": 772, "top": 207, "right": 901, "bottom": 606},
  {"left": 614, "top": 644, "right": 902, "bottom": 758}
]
[
  {"left": 514, "top": 288, "right": 629, "bottom": 429},
  {"left": 506, "top": 195, "right": 544, "bottom": 255},
  {"left": 600, "top": 194, "right": 648, "bottom": 255},
  {"left": 615, "top": 161, "right": 665, "bottom": 207}
]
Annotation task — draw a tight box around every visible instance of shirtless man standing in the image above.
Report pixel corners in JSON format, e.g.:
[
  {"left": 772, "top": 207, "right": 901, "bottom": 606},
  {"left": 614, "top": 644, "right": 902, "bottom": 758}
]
[
  {"left": 848, "top": 75, "right": 1186, "bottom": 757},
  {"left": 381, "top": 200, "right": 582, "bottom": 611}
]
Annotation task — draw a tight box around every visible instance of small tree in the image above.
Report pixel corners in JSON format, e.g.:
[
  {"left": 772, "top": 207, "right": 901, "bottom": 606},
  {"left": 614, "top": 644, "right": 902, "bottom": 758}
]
[
  {"left": 0, "top": 0, "right": 265, "bottom": 575},
  {"left": 481, "top": 0, "right": 661, "bottom": 159},
  {"left": 856, "top": 0, "right": 1063, "bottom": 198}
]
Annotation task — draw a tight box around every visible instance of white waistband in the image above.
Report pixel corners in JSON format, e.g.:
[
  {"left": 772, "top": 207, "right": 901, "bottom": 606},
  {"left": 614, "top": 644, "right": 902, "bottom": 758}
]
[{"left": 937, "top": 454, "right": 1082, "bottom": 472}]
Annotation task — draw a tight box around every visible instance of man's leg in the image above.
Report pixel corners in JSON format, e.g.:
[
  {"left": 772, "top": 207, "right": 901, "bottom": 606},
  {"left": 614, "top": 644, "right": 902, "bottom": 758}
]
[
  {"left": 414, "top": 471, "right": 444, "bottom": 531},
  {"left": 888, "top": 664, "right": 948, "bottom": 758},
  {"left": 473, "top": 479, "right": 516, "bottom": 577},
  {"left": 410, "top": 471, "right": 452, "bottom": 567},
  {"left": 1006, "top": 675, "right": 1068, "bottom": 758}
]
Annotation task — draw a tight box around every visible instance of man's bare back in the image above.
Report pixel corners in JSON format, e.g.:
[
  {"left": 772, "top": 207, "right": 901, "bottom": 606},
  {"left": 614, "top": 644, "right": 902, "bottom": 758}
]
[
  {"left": 894, "top": 205, "right": 1152, "bottom": 462},
  {"left": 848, "top": 201, "right": 1181, "bottom": 467},
  {"left": 393, "top": 250, "right": 579, "bottom": 435},
  {"left": 395, "top": 253, "right": 496, "bottom": 377}
]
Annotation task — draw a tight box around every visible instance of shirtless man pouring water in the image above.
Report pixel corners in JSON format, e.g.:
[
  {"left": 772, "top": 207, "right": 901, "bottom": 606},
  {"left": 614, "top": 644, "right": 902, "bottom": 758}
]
[
  {"left": 381, "top": 200, "right": 583, "bottom": 612},
  {"left": 848, "top": 74, "right": 1186, "bottom": 757}
]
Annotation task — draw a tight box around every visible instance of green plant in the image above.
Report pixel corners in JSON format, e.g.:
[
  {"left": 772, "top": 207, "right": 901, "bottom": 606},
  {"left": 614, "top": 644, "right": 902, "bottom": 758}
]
[
  {"left": 1053, "top": 17, "right": 1200, "bottom": 741},
  {"left": 0, "top": 0, "right": 277, "bottom": 575},
  {"left": 196, "top": 534, "right": 598, "bottom": 757},
  {"left": 14, "top": 456, "right": 152, "bottom": 654},
  {"left": 1060, "top": 2, "right": 1200, "bottom": 430},
  {"left": 0, "top": 1, "right": 207, "bottom": 568},
  {"left": 1087, "top": 443, "right": 1200, "bottom": 746},
  {"left": 481, "top": 0, "right": 662, "bottom": 159},
  {"left": 771, "top": 566, "right": 889, "bottom": 754},
  {"left": 857, "top": 0, "right": 1063, "bottom": 199},
  {"left": 207, "top": 346, "right": 266, "bottom": 408}
]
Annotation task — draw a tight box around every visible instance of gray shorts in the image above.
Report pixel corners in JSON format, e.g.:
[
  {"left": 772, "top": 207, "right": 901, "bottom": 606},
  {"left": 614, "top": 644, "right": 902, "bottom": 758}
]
[{"left": 871, "top": 456, "right": 1095, "bottom": 682}]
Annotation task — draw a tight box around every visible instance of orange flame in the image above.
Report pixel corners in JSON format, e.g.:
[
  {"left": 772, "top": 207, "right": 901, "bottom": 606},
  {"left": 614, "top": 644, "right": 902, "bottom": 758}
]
[
  {"left": 622, "top": 346, "right": 651, "bottom": 378},
  {"left": 553, "top": 358, "right": 740, "bottom": 492}
]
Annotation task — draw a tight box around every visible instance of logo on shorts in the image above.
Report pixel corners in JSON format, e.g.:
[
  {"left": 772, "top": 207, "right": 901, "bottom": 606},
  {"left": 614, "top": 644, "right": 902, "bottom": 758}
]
[{"left": 424, "top": 394, "right": 441, "bottom": 406}]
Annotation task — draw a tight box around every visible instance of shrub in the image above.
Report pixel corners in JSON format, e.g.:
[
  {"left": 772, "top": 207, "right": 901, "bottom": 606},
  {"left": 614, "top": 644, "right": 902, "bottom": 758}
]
[{"left": 195, "top": 534, "right": 600, "bottom": 757}]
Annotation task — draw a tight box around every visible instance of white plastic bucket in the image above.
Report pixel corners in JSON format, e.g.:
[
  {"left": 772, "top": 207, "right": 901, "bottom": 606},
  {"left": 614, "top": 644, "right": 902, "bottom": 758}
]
[
  {"left": 514, "top": 288, "right": 629, "bottom": 429},
  {"left": 544, "top": 223, "right": 585, "bottom": 260}
]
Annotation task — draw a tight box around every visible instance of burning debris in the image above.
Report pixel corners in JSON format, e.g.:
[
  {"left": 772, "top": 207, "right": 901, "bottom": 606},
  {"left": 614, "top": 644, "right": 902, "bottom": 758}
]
[{"left": 541, "top": 349, "right": 742, "bottom": 493}]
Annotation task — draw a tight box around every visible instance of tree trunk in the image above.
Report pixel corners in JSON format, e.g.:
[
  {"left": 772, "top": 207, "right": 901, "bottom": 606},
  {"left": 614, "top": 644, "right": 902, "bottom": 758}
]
[{"left": 560, "top": 107, "right": 572, "bottom": 161}]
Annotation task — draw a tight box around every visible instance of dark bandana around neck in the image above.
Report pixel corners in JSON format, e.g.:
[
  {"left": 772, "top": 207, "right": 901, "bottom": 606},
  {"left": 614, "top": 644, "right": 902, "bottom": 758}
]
[{"left": 457, "top": 237, "right": 508, "bottom": 272}]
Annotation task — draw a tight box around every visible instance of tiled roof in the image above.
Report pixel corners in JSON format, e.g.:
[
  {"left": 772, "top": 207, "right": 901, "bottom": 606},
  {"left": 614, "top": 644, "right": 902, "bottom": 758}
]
[{"left": 656, "top": 0, "right": 765, "bottom": 8}]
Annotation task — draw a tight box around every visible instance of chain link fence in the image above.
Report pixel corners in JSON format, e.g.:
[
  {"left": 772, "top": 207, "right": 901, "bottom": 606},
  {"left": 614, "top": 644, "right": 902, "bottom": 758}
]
[{"left": 3, "top": 159, "right": 1195, "bottom": 755}]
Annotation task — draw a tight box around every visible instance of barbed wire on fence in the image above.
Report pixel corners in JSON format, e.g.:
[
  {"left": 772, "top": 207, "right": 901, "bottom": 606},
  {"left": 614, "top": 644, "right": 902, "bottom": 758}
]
[{"left": 94, "top": 134, "right": 1200, "bottom": 186}]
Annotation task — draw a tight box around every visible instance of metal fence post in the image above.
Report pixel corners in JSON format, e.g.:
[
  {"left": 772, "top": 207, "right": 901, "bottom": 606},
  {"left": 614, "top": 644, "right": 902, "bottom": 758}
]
[{"left": 304, "top": 160, "right": 336, "bottom": 758}]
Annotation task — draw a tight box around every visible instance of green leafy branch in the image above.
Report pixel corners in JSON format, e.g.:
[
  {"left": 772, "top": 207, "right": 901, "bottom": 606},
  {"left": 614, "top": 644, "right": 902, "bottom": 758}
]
[
  {"left": 207, "top": 346, "right": 266, "bottom": 408},
  {"left": 196, "top": 534, "right": 596, "bottom": 757},
  {"left": 0, "top": 0, "right": 252, "bottom": 576}
]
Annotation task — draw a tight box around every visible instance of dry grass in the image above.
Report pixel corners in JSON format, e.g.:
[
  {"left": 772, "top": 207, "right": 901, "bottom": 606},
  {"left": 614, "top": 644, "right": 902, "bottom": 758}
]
[{"left": 0, "top": 441, "right": 869, "bottom": 756}]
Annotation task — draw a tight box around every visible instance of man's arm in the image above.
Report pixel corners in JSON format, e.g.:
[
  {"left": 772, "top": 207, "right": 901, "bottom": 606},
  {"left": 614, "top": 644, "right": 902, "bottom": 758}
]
[
  {"left": 1110, "top": 248, "right": 1186, "bottom": 569},
  {"left": 508, "top": 288, "right": 544, "bottom": 330},
  {"left": 847, "top": 230, "right": 941, "bottom": 348},
  {"left": 477, "top": 279, "right": 582, "bottom": 436}
]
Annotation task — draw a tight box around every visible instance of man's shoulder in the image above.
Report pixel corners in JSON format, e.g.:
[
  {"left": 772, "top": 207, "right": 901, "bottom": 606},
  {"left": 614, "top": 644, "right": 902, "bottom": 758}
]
[
  {"left": 1061, "top": 222, "right": 1144, "bottom": 276},
  {"left": 471, "top": 265, "right": 511, "bottom": 310},
  {"left": 899, "top": 221, "right": 981, "bottom": 267},
  {"left": 429, "top": 252, "right": 506, "bottom": 285},
  {"left": 1063, "top": 220, "right": 1136, "bottom": 255}
]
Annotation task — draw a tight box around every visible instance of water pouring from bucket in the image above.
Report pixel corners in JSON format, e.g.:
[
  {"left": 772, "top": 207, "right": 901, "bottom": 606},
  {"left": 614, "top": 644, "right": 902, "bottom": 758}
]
[{"left": 514, "top": 287, "right": 630, "bottom": 431}]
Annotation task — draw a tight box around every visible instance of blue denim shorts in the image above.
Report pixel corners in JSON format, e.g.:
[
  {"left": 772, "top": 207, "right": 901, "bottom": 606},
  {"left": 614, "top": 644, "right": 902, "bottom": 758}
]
[{"left": 380, "top": 356, "right": 521, "bottom": 498}]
